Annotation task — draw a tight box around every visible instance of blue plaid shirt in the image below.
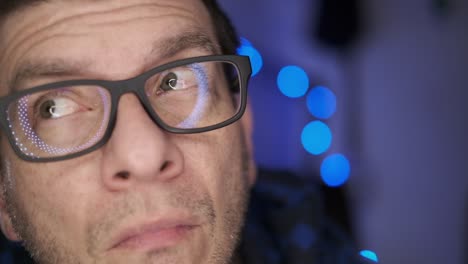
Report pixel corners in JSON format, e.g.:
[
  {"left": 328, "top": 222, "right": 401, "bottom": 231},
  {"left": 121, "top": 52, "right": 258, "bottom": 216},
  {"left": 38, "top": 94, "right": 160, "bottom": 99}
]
[{"left": 239, "top": 170, "right": 368, "bottom": 264}]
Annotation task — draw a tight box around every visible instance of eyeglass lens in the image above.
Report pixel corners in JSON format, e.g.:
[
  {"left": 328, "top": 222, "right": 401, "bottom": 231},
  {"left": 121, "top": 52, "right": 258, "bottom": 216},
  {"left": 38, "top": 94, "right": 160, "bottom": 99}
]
[{"left": 6, "top": 60, "right": 241, "bottom": 159}]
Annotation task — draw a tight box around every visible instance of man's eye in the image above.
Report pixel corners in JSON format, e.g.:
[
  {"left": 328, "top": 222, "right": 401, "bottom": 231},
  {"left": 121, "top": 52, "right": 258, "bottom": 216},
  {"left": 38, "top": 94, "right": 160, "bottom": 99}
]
[
  {"left": 159, "top": 68, "right": 198, "bottom": 92},
  {"left": 38, "top": 98, "right": 80, "bottom": 119}
]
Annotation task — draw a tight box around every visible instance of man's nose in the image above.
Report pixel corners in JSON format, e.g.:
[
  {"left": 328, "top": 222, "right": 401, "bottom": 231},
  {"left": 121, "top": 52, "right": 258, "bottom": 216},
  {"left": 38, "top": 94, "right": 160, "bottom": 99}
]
[{"left": 100, "top": 94, "right": 184, "bottom": 191}]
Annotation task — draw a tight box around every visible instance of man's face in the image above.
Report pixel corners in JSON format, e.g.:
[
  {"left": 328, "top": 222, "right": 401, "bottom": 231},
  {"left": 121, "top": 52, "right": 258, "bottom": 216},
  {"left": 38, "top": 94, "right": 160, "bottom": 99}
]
[{"left": 0, "top": 1, "right": 255, "bottom": 263}]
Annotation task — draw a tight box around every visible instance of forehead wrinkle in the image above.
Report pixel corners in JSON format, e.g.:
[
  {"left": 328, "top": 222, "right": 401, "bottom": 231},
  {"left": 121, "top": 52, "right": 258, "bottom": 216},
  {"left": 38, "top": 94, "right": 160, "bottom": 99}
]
[
  {"left": 0, "top": 10, "right": 55, "bottom": 73},
  {"left": 80, "top": 13, "right": 199, "bottom": 35},
  {"left": 10, "top": 13, "right": 201, "bottom": 69},
  {"left": 8, "top": 28, "right": 218, "bottom": 92},
  {"left": 0, "top": 15, "right": 89, "bottom": 85},
  {"left": 0, "top": 0, "right": 208, "bottom": 80},
  {"left": 0, "top": 8, "right": 50, "bottom": 52},
  {"left": 81, "top": 2, "right": 197, "bottom": 28},
  {"left": 3, "top": 31, "right": 90, "bottom": 92},
  {"left": 1, "top": 1, "right": 195, "bottom": 65}
]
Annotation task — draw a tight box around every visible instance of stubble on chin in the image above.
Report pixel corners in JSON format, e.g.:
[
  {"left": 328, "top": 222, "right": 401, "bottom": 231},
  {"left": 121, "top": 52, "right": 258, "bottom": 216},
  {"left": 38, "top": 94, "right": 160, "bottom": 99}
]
[
  {"left": 0, "top": 133, "right": 252, "bottom": 264},
  {"left": 1, "top": 158, "right": 79, "bottom": 264},
  {"left": 206, "top": 133, "right": 252, "bottom": 264}
]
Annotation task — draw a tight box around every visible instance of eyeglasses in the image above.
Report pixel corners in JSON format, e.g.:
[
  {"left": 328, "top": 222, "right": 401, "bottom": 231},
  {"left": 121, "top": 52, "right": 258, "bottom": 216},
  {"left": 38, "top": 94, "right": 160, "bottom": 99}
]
[{"left": 0, "top": 55, "right": 252, "bottom": 162}]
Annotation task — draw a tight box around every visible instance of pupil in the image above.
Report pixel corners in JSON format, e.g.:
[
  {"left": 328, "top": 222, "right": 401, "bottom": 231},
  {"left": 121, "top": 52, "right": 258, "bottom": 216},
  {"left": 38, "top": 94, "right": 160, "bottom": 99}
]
[
  {"left": 162, "top": 72, "right": 178, "bottom": 90},
  {"left": 168, "top": 79, "right": 177, "bottom": 88},
  {"left": 40, "top": 100, "right": 55, "bottom": 118}
]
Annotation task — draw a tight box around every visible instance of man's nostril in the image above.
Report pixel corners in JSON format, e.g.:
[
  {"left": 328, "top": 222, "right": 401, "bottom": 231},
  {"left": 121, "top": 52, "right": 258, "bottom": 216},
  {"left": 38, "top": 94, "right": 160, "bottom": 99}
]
[
  {"left": 115, "top": 171, "right": 130, "bottom": 180},
  {"left": 160, "top": 161, "right": 171, "bottom": 171}
]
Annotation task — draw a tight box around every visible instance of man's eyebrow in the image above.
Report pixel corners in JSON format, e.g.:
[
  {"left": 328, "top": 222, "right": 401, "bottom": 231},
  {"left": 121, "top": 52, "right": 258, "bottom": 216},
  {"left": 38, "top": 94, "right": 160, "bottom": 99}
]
[
  {"left": 153, "top": 31, "right": 221, "bottom": 62},
  {"left": 9, "top": 59, "right": 91, "bottom": 92},
  {"left": 9, "top": 31, "right": 220, "bottom": 92}
]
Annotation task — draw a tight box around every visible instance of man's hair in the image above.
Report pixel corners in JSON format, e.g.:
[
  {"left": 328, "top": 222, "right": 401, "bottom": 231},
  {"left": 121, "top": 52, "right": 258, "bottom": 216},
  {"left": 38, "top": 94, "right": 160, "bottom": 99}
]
[{"left": 0, "top": 0, "right": 240, "bottom": 54}]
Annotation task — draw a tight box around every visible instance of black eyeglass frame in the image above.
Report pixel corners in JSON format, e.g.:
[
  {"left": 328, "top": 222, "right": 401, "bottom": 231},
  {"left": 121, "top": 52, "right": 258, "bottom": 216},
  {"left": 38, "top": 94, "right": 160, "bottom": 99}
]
[{"left": 0, "top": 55, "right": 252, "bottom": 163}]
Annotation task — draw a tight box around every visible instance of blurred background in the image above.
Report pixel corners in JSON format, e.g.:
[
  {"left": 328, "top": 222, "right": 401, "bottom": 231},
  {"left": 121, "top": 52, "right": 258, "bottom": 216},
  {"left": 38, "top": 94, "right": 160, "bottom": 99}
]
[{"left": 217, "top": 0, "right": 468, "bottom": 263}]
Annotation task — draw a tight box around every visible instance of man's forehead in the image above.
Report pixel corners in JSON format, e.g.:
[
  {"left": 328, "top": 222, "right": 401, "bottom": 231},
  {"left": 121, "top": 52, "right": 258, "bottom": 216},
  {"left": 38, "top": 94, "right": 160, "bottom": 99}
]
[
  {"left": 0, "top": 0, "right": 216, "bottom": 91},
  {"left": 1, "top": 0, "right": 209, "bottom": 29}
]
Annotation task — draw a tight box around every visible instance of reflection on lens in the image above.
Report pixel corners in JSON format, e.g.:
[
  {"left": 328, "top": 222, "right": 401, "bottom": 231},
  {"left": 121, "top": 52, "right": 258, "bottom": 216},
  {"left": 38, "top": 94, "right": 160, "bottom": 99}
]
[
  {"left": 7, "top": 86, "right": 111, "bottom": 158},
  {"left": 145, "top": 61, "right": 241, "bottom": 130},
  {"left": 177, "top": 63, "right": 210, "bottom": 128}
]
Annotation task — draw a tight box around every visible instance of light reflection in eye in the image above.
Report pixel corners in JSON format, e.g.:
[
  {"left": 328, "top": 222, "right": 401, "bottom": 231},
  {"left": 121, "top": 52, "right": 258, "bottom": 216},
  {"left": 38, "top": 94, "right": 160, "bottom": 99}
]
[{"left": 39, "top": 98, "right": 80, "bottom": 119}]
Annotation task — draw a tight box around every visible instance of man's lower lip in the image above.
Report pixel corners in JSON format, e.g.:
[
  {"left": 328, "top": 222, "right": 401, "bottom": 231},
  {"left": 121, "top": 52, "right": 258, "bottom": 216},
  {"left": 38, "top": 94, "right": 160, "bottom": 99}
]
[{"left": 112, "top": 225, "right": 196, "bottom": 251}]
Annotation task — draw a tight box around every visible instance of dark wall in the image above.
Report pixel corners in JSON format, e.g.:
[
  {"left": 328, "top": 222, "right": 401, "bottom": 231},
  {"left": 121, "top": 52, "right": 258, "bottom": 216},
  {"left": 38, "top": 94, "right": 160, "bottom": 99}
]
[{"left": 218, "top": 0, "right": 468, "bottom": 263}]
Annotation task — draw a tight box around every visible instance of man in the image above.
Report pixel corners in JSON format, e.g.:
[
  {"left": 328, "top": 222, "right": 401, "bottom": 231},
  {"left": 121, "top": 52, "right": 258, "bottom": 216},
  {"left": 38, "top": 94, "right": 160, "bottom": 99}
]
[{"left": 0, "top": 1, "right": 364, "bottom": 263}]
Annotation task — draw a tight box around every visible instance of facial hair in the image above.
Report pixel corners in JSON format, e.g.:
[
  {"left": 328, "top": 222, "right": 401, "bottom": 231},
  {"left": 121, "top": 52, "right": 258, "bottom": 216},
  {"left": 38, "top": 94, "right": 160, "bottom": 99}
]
[{"left": 1, "top": 139, "right": 251, "bottom": 264}]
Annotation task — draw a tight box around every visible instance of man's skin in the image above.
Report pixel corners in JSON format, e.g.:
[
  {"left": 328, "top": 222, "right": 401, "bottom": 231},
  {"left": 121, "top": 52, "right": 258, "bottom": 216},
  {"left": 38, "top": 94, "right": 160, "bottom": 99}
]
[{"left": 0, "top": 0, "right": 256, "bottom": 263}]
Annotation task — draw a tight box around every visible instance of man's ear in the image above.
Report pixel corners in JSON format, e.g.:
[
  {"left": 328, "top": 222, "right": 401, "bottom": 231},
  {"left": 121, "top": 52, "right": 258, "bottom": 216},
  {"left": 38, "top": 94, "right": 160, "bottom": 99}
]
[
  {"left": 0, "top": 184, "right": 21, "bottom": 241},
  {"left": 239, "top": 102, "right": 257, "bottom": 187}
]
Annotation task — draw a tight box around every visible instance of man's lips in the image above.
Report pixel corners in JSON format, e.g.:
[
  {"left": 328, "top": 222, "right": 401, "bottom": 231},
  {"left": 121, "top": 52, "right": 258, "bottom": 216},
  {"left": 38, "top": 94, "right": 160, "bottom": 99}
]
[{"left": 109, "top": 216, "right": 200, "bottom": 251}]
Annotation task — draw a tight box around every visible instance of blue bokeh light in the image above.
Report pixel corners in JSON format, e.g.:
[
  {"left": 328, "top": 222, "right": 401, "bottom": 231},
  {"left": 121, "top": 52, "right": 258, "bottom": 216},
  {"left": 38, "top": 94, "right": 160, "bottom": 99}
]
[
  {"left": 320, "top": 154, "right": 351, "bottom": 187},
  {"left": 240, "top": 37, "right": 252, "bottom": 47},
  {"left": 360, "top": 250, "right": 379, "bottom": 263},
  {"left": 277, "top": 66, "right": 310, "bottom": 98},
  {"left": 237, "top": 38, "right": 263, "bottom": 77},
  {"left": 301, "top": 121, "right": 332, "bottom": 155},
  {"left": 307, "top": 86, "right": 337, "bottom": 119}
]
